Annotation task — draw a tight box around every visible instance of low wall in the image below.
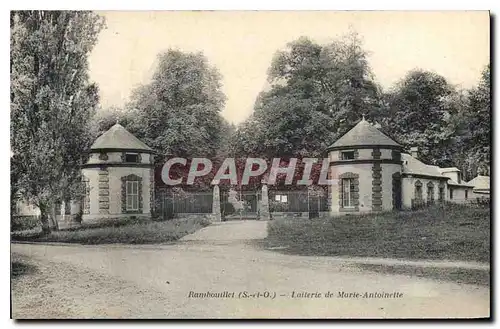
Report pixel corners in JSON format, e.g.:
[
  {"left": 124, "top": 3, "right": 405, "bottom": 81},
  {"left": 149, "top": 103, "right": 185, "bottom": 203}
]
[
  {"left": 224, "top": 212, "right": 259, "bottom": 220},
  {"left": 268, "top": 211, "right": 332, "bottom": 220},
  {"left": 57, "top": 220, "right": 82, "bottom": 230},
  {"left": 174, "top": 213, "right": 217, "bottom": 221},
  {"left": 271, "top": 212, "right": 309, "bottom": 220},
  {"left": 81, "top": 213, "right": 151, "bottom": 225}
]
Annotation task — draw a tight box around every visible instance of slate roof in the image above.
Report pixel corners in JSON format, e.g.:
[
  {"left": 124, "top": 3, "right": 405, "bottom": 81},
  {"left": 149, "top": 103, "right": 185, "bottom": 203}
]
[
  {"left": 401, "top": 153, "right": 447, "bottom": 179},
  {"left": 439, "top": 167, "right": 460, "bottom": 173},
  {"left": 90, "top": 123, "right": 153, "bottom": 152},
  {"left": 467, "top": 175, "right": 490, "bottom": 191},
  {"left": 328, "top": 118, "right": 401, "bottom": 149},
  {"left": 402, "top": 154, "right": 474, "bottom": 187}
]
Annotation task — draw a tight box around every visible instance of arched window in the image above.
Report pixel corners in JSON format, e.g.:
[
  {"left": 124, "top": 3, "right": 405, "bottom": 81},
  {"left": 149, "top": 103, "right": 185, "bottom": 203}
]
[
  {"left": 438, "top": 182, "right": 445, "bottom": 202},
  {"left": 427, "top": 181, "right": 435, "bottom": 202},
  {"left": 414, "top": 180, "right": 423, "bottom": 200}
]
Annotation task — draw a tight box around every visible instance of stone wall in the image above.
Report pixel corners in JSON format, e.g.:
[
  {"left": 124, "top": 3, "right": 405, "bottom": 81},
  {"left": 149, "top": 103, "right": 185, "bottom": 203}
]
[
  {"left": 271, "top": 212, "right": 309, "bottom": 220},
  {"left": 330, "top": 163, "right": 373, "bottom": 214},
  {"left": 371, "top": 162, "right": 382, "bottom": 211},
  {"left": 98, "top": 168, "right": 110, "bottom": 215},
  {"left": 381, "top": 164, "right": 402, "bottom": 211},
  {"left": 401, "top": 176, "right": 446, "bottom": 208},
  {"left": 448, "top": 185, "right": 473, "bottom": 202},
  {"left": 112, "top": 167, "right": 151, "bottom": 215},
  {"left": 212, "top": 185, "right": 221, "bottom": 221},
  {"left": 175, "top": 213, "right": 217, "bottom": 221},
  {"left": 82, "top": 213, "right": 151, "bottom": 224},
  {"left": 81, "top": 166, "right": 152, "bottom": 223},
  {"left": 260, "top": 185, "right": 270, "bottom": 220}
]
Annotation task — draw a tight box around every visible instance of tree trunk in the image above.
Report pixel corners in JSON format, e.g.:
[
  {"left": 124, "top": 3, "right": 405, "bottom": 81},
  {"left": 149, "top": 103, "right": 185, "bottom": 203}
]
[
  {"left": 50, "top": 203, "right": 59, "bottom": 231},
  {"left": 39, "top": 202, "right": 51, "bottom": 234}
]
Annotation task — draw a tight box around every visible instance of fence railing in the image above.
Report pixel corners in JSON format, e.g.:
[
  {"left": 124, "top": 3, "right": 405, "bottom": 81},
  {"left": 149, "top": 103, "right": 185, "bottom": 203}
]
[
  {"left": 220, "top": 191, "right": 261, "bottom": 218},
  {"left": 268, "top": 190, "right": 329, "bottom": 213},
  {"left": 156, "top": 188, "right": 331, "bottom": 220},
  {"left": 157, "top": 190, "right": 213, "bottom": 219}
]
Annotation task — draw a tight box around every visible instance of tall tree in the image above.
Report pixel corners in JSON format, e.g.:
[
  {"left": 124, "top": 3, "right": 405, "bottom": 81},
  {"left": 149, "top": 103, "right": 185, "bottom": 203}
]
[
  {"left": 11, "top": 11, "right": 105, "bottom": 233},
  {"left": 467, "top": 64, "right": 491, "bottom": 174},
  {"left": 382, "top": 69, "right": 457, "bottom": 165},
  {"left": 449, "top": 64, "right": 491, "bottom": 179},
  {"left": 91, "top": 105, "right": 135, "bottom": 139},
  {"left": 127, "top": 50, "right": 227, "bottom": 165},
  {"left": 232, "top": 32, "right": 383, "bottom": 159},
  {"left": 216, "top": 120, "right": 236, "bottom": 159}
]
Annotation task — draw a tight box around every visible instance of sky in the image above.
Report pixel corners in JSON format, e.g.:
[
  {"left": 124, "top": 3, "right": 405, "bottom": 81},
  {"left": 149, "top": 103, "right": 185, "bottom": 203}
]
[{"left": 88, "top": 11, "right": 490, "bottom": 124}]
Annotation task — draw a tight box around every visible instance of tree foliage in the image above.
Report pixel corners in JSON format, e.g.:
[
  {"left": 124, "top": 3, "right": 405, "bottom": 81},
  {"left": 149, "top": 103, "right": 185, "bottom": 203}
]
[
  {"left": 231, "top": 33, "right": 384, "bottom": 159},
  {"left": 381, "top": 65, "right": 490, "bottom": 180},
  {"left": 91, "top": 105, "right": 135, "bottom": 138},
  {"left": 231, "top": 33, "right": 490, "bottom": 184},
  {"left": 448, "top": 65, "right": 491, "bottom": 178},
  {"left": 11, "top": 11, "right": 105, "bottom": 232},
  {"left": 381, "top": 69, "right": 457, "bottom": 165},
  {"left": 126, "top": 50, "right": 227, "bottom": 165},
  {"left": 467, "top": 64, "right": 491, "bottom": 171}
]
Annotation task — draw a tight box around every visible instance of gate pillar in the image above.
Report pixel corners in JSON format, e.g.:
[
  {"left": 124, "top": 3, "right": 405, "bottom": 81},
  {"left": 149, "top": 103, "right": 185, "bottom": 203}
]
[
  {"left": 212, "top": 185, "right": 222, "bottom": 222},
  {"left": 260, "top": 185, "right": 270, "bottom": 221}
]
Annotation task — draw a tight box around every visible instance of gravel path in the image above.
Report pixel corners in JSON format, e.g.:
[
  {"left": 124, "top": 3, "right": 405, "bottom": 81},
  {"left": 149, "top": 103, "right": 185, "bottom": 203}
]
[{"left": 11, "top": 220, "right": 490, "bottom": 319}]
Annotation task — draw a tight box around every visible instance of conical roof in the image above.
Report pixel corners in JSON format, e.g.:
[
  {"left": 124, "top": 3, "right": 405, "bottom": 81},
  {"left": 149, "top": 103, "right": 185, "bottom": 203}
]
[
  {"left": 91, "top": 123, "right": 153, "bottom": 152},
  {"left": 328, "top": 118, "right": 401, "bottom": 149}
]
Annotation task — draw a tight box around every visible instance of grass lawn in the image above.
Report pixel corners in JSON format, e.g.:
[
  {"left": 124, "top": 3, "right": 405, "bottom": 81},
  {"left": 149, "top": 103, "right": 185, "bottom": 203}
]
[
  {"left": 11, "top": 218, "right": 211, "bottom": 245},
  {"left": 357, "top": 264, "right": 490, "bottom": 286},
  {"left": 265, "top": 204, "right": 490, "bottom": 263}
]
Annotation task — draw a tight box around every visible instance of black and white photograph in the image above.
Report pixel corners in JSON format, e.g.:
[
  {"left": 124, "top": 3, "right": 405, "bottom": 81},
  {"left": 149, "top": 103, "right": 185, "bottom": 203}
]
[{"left": 9, "top": 10, "right": 491, "bottom": 319}]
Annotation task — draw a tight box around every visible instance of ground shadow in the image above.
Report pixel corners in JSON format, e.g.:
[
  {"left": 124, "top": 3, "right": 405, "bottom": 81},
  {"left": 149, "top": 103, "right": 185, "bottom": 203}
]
[
  {"left": 357, "top": 263, "right": 490, "bottom": 287},
  {"left": 11, "top": 261, "right": 38, "bottom": 279},
  {"left": 249, "top": 238, "right": 288, "bottom": 251}
]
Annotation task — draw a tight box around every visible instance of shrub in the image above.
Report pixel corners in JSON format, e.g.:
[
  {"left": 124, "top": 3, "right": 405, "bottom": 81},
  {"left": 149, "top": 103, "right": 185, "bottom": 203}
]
[
  {"left": 11, "top": 217, "right": 211, "bottom": 244},
  {"left": 474, "top": 197, "right": 490, "bottom": 206},
  {"left": 11, "top": 216, "right": 40, "bottom": 232},
  {"left": 269, "top": 200, "right": 289, "bottom": 212},
  {"left": 222, "top": 202, "right": 235, "bottom": 216},
  {"left": 61, "top": 216, "right": 147, "bottom": 231}
]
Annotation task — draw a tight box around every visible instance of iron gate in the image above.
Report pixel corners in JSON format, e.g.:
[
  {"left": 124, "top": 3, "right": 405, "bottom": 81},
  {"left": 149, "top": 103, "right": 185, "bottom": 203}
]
[{"left": 221, "top": 190, "right": 262, "bottom": 220}]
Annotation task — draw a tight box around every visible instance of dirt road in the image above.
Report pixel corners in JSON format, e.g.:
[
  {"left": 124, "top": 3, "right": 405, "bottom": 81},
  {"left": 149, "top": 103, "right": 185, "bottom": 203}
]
[{"left": 11, "top": 220, "right": 490, "bottom": 319}]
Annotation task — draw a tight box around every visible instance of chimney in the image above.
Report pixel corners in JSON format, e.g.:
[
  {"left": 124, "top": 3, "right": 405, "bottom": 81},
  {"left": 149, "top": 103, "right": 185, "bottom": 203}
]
[{"left": 410, "top": 147, "right": 419, "bottom": 159}]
